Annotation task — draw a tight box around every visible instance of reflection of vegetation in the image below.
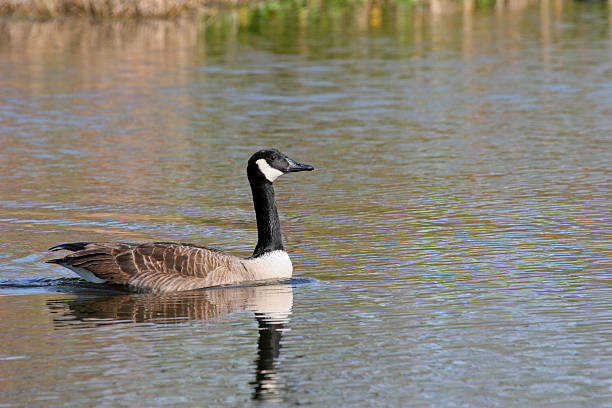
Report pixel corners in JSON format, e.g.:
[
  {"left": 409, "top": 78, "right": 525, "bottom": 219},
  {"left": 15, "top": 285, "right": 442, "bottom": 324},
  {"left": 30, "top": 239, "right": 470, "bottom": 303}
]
[
  {"left": 476, "top": 0, "right": 494, "bottom": 7},
  {"left": 238, "top": 0, "right": 366, "bottom": 33},
  {"left": 201, "top": 0, "right": 405, "bottom": 55},
  {"left": 204, "top": 0, "right": 545, "bottom": 46},
  {"left": 0, "top": 0, "right": 267, "bottom": 18},
  {"left": 1, "top": 0, "right": 542, "bottom": 18},
  {"left": 198, "top": 0, "right": 546, "bottom": 56}
]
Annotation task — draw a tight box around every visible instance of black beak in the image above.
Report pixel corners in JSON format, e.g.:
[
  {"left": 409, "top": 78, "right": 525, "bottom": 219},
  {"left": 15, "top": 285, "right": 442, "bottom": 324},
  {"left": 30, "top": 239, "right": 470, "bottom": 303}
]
[{"left": 286, "top": 157, "right": 314, "bottom": 172}]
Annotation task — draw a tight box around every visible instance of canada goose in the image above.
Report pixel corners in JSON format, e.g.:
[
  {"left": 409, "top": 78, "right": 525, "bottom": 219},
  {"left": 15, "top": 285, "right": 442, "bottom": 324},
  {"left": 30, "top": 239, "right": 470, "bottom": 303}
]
[{"left": 46, "top": 149, "right": 314, "bottom": 293}]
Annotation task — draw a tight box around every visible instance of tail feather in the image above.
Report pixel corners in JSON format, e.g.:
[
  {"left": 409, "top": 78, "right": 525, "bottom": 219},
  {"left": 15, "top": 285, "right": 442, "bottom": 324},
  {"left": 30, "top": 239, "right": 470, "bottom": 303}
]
[
  {"left": 47, "top": 242, "right": 94, "bottom": 267},
  {"left": 48, "top": 242, "right": 91, "bottom": 252}
]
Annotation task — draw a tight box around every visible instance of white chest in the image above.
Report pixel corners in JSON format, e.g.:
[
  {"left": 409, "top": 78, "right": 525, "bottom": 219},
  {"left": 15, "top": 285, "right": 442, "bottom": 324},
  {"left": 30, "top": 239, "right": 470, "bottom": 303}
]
[{"left": 244, "top": 250, "right": 293, "bottom": 281}]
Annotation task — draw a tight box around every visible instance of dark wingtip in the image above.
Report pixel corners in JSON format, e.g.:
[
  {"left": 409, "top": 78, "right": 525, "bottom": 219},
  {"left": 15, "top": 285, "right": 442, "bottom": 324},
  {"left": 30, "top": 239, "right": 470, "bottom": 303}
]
[
  {"left": 45, "top": 258, "right": 63, "bottom": 264},
  {"left": 48, "top": 242, "right": 90, "bottom": 252}
]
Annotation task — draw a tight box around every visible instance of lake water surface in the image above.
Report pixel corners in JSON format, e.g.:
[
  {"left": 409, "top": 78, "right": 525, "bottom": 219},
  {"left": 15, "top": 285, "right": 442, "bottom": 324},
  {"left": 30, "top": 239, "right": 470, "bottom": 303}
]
[{"left": 1, "top": 1, "right": 612, "bottom": 406}]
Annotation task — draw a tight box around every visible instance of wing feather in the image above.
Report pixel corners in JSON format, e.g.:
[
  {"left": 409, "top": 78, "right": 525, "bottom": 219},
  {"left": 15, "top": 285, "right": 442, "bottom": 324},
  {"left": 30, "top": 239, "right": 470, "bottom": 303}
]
[{"left": 48, "top": 242, "right": 245, "bottom": 292}]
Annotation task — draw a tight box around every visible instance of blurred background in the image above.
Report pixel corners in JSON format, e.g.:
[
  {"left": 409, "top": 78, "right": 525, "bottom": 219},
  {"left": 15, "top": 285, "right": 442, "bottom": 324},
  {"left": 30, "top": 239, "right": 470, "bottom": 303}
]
[{"left": 1, "top": 0, "right": 611, "bottom": 406}]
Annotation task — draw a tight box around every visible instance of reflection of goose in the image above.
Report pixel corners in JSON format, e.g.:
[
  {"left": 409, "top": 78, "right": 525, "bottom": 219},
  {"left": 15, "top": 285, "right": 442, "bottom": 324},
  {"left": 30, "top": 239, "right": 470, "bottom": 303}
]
[
  {"left": 50, "top": 283, "right": 293, "bottom": 325},
  {"left": 46, "top": 149, "right": 314, "bottom": 293},
  {"left": 48, "top": 283, "right": 293, "bottom": 402},
  {"left": 252, "top": 318, "right": 286, "bottom": 401}
]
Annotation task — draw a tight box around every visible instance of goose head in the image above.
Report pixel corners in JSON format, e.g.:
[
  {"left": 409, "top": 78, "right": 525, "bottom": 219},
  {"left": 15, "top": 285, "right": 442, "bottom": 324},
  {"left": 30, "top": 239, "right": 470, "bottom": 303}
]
[{"left": 248, "top": 148, "right": 314, "bottom": 183}]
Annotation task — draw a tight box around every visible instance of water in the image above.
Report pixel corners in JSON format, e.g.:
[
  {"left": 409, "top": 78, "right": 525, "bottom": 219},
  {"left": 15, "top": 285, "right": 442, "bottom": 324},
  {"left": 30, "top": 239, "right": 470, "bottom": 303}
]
[{"left": 1, "top": 1, "right": 612, "bottom": 406}]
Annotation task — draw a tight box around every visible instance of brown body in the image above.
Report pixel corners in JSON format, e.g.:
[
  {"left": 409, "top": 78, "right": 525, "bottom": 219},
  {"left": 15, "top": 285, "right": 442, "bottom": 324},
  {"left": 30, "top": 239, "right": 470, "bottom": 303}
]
[{"left": 48, "top": 242, "right": 257, "bottom": 293}]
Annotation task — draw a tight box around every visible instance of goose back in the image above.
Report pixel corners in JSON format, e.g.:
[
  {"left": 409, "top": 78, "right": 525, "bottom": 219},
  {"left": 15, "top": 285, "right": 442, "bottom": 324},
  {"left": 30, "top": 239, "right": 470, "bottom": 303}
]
[{"left": 49, "top": 242, "right": 252, "bottom": 292}]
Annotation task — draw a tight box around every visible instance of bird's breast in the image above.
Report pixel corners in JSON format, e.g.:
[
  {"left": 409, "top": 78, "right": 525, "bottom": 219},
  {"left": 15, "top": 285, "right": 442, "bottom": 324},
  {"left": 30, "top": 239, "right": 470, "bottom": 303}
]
[{"left": 243, "top": 250, "right": 293, "bottom": 281}]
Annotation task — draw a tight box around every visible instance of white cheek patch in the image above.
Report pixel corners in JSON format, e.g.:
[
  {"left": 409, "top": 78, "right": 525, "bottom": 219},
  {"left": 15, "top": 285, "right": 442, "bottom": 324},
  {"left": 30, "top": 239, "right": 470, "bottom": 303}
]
[{"left": 256, "top": 159, "right": 283, "bottom": 182}]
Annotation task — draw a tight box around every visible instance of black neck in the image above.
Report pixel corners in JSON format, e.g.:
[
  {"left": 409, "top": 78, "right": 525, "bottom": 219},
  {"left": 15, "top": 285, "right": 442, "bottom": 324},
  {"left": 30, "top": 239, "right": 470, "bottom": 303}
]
[{"left": 249, "top": 176, "right": 284, "bottom": 258}]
